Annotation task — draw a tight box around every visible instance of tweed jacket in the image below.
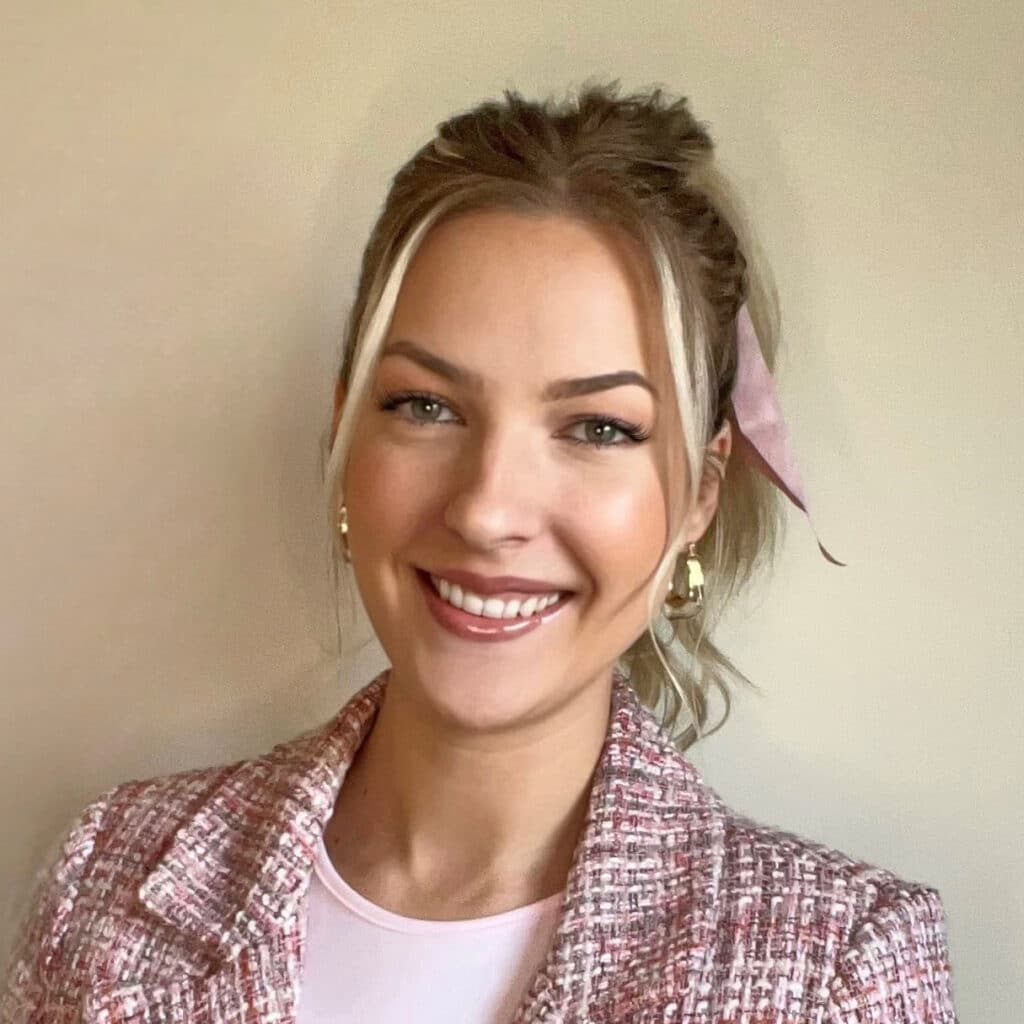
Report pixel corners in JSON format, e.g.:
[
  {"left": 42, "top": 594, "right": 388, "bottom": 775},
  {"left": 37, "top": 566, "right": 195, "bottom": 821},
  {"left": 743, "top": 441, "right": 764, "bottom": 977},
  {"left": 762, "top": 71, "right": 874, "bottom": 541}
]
[{"left": 2, "top": 670, "right": 957, "bottom": 1023}]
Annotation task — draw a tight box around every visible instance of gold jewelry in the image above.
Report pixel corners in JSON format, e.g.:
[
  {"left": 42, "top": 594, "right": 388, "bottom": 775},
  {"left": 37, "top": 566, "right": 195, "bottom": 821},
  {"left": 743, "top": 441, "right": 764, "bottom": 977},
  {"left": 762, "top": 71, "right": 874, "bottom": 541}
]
[
  {"left": 336, "top": 504, "right": 352, "bottom": 563},
  {"left": 663, "top": 543, "right": 704, "bottom": 620}
]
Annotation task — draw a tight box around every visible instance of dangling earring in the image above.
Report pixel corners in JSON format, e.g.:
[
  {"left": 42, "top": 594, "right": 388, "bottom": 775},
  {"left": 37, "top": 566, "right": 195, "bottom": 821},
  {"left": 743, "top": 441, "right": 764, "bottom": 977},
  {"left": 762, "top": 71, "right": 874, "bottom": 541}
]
[
  {"left": 663, "top": 543, "right": 704, "bottom": 620},
  {"left": 336, "top": 504, "right": 352, "bottom": 563}
]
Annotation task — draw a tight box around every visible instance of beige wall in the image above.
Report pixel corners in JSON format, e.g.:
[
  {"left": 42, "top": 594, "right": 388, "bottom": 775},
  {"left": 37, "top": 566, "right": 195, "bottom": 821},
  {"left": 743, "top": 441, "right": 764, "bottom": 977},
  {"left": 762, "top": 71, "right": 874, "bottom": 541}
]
[{"left": 3, "top": 2, "right": 1020, "bottom": 1017}]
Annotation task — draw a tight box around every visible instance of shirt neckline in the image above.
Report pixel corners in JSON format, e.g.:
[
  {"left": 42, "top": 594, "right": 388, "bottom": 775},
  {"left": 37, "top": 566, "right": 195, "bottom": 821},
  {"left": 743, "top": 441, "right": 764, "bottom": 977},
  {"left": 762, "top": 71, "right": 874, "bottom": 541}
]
[{"left": 313, "top": 830, "right": 566, "bottom": 935}]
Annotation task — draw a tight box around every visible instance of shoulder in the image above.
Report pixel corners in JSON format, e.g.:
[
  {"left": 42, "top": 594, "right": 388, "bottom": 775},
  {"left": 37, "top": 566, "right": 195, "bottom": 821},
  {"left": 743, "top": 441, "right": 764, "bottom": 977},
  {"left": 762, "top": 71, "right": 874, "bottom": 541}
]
[
  {"left": 40, "top": 758, "right": 246, "bottom": 895},
  {"left": 34, "top": 709, "right": 333, "bottom": 880},
  {"left": 608, "top": 696, "right": 957, "bottom": 1018},
  {"left": 711, "top": 807, "right": 957, "bottom": 1020},
  {"left": 719, "top": 808, "right": 914, "bottom": 922},
  {"left": 1, "top": 757, "right": 248, "bottom": 1015},
  {"left": 84, "top": 759, "right": 242, "bottom": 856},
  {"left": 1, "top": 691, "right": 370, "bottom": 1016}
]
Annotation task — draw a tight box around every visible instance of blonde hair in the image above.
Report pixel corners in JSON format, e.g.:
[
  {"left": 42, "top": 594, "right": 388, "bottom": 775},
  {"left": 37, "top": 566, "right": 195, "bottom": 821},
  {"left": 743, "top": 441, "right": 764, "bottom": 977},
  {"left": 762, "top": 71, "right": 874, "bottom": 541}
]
[{"left": 321, "top": 80, "right": 784, "bottom": 748}]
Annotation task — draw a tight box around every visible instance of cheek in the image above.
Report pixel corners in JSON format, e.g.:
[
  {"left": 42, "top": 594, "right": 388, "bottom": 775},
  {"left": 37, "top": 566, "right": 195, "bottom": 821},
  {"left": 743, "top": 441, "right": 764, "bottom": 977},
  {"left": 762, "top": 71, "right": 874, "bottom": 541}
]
[
  {"left": 567, "top": 466, "right": 668, "bottom": 590},
  {"left": 342, "top": 431, "right": 447, "bottom": 553},
  {"left": 343, "top": 436, "right": 406, "bottom": 552}
]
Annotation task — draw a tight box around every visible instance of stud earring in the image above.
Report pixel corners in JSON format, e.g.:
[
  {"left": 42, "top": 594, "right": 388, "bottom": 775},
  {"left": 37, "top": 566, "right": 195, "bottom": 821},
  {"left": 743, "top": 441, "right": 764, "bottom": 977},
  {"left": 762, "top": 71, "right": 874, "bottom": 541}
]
[
  {"left": 336, "top": 504, "right": 352, "bottom": 563},
  {"left": 663, "top": 543, "right": 704, "bottom": 620}
]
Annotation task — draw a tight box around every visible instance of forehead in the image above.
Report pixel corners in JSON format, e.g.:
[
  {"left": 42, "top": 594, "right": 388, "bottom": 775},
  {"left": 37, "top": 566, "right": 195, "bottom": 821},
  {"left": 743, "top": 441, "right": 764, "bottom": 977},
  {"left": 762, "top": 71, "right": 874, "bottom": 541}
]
[{"left": 385, "top": 209, "right": 667, "bottom": 385}]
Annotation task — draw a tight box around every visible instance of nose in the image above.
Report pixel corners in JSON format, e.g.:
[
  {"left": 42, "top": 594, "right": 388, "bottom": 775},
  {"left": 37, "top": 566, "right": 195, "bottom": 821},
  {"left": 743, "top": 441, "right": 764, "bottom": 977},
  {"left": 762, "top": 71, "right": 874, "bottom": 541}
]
[{"left": 442, "top": 425, "right": 546, "bottom": 551}]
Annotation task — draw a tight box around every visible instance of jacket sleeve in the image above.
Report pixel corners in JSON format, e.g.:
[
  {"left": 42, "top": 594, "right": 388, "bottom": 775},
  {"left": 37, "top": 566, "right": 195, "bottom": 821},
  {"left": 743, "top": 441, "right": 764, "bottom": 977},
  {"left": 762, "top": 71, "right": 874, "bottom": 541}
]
[
  {"left": 827, "top": 884, "right": 958, "bottom": 1023},
  {"left": 0, "top": 789, "right": 114, "bottom": 1024}
]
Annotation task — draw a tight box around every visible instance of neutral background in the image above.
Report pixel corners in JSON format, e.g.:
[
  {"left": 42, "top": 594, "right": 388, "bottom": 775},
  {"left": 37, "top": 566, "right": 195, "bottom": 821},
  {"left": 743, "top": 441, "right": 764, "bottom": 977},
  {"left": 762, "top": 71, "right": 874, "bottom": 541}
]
[{"left": 3, "top": 1, "right": 1021, "bottom": 1018}]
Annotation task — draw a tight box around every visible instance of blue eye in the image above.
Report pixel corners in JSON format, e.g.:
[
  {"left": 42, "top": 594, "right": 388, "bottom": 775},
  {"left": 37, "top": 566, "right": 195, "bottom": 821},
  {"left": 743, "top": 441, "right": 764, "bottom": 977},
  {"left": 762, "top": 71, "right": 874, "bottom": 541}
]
[
  {"left": 377, "top": 391, "right": 650, "bottom": 450},
  {"left": 564, "top": 418, "right": 650, "bottom": 448},
  {"left": 379, "top": 390, "right": 459, "bottom": 425}
]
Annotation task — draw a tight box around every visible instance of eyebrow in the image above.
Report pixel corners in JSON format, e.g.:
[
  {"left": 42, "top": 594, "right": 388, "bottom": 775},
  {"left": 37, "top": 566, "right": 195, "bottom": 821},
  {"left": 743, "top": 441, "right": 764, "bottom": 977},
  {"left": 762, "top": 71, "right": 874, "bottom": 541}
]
[{"left": 381, "top": 339, "right": 659, "bottom": 401}]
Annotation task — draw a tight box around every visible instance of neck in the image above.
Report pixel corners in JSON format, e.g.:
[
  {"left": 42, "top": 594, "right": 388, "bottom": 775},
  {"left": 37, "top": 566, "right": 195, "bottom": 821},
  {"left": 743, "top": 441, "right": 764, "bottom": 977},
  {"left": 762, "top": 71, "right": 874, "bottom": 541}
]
[{"left": 324, "top": 668, "right": 615, "bottom": 919}]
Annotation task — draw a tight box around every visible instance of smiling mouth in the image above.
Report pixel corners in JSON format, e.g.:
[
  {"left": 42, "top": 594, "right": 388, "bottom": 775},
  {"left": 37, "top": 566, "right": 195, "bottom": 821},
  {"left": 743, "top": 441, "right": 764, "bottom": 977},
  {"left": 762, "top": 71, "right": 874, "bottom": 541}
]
[
  {"left": 425, "top": 572, "right": 566, "bottom": 620},
  {"left": 414, "top": 569, "right": 574, "bottom": 641}
]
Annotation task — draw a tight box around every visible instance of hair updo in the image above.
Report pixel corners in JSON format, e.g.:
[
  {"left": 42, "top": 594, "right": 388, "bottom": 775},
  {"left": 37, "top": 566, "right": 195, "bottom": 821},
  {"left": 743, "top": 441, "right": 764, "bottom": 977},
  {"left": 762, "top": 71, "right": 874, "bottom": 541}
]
[{"left": 322, "top": 80, "right": 784, "bottom": 747}]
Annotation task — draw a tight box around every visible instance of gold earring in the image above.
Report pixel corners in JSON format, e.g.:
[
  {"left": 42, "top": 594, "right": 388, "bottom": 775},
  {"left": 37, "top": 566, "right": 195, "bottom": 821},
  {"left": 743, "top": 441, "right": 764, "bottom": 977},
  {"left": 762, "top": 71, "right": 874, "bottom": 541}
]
[
  {"left": 336, "top": 504, "right": 352, "bottom": 563},
  {"left": 663, "top": 543, "right": 704, "bottom": 620}
]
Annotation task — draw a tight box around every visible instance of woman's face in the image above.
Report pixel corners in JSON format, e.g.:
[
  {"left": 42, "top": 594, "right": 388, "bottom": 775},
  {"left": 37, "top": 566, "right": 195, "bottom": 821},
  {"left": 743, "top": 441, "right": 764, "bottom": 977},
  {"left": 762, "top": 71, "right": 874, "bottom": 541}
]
[{"left": 338, "top": 209, "right": 725, "bottom": 731}]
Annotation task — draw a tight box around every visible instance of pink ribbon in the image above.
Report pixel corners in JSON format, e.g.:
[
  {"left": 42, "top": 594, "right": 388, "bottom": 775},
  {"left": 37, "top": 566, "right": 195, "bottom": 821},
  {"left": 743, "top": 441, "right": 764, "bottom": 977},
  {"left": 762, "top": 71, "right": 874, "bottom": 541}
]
[{"left": 727, "top": 304, "right": 844, "bottom": 566}]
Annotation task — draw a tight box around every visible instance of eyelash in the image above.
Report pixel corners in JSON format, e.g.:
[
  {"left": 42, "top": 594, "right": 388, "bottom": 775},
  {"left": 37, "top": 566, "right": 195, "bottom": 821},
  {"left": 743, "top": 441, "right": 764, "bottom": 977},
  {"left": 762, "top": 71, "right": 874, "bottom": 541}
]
[{"left": 377, "top": 390, "right": 651, "bottom": 449}]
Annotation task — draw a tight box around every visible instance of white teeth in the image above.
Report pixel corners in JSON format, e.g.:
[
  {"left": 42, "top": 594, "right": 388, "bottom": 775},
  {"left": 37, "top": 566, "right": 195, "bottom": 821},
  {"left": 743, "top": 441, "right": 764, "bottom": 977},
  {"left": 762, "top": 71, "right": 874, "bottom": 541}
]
[{"left": 428, "top": 574, "right": 562, "bottom": 620}]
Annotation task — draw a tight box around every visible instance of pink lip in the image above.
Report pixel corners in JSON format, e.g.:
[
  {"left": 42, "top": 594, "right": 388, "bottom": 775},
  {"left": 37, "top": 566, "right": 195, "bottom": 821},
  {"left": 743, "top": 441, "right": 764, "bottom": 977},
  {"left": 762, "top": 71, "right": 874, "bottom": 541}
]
[
  {"left": 416, "top": 570, "right": 573, "bottom": 643},
  {"left": 425, "top": 567, "right": 570, "bottom": 596}
]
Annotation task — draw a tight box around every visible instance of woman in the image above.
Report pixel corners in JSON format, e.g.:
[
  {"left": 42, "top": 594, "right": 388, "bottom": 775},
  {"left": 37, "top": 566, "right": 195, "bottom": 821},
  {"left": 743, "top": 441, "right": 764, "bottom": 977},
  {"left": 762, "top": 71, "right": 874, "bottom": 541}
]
[{"left": 2, "top": 82, "right": 957, "bottom": 1022}]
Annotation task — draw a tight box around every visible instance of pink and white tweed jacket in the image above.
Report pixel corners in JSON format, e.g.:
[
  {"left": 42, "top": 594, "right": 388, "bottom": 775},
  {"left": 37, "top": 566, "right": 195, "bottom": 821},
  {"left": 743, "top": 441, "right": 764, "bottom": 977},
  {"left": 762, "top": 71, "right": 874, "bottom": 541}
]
[{"left": 2, "top": 671, "right": 957, "bottom": 1023}]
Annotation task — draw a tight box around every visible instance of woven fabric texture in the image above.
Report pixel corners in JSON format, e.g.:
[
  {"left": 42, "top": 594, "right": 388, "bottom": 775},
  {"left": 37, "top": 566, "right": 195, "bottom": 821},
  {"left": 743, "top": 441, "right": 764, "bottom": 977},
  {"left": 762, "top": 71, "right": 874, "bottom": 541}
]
[{"left": 1, "top": 671, "right": 957, "bottom": 1022}]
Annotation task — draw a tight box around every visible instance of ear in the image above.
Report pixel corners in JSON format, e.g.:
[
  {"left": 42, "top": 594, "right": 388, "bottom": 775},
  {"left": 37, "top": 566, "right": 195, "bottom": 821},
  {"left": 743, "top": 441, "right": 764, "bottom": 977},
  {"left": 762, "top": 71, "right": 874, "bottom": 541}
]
[
  {"left": 680, "top": 419, "right": 732, "bottom": 545},
  {"left": 330, "top": 376, "right": 347, "bottom": 447}
]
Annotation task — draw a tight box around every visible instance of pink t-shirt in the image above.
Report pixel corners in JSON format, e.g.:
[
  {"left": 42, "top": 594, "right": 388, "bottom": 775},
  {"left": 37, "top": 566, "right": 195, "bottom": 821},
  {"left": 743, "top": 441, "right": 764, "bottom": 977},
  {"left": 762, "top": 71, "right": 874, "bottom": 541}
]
[{"left": 295, "top": 831, "right": 564, "bottom": 1023}]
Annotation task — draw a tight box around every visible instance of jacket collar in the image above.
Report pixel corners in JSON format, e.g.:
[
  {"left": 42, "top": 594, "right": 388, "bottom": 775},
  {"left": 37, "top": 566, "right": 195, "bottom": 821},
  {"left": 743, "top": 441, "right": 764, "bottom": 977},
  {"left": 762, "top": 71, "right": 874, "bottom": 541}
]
[{"left": 138, "top": 669, "right": 727, "bottom": 1019}]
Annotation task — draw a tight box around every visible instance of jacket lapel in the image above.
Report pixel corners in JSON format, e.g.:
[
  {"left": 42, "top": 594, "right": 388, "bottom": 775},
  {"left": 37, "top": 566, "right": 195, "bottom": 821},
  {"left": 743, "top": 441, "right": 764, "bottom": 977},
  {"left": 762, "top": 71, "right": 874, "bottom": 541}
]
[
  {"left": 83, "top": 677, "right": 388, "bottom": 1024},
  {"left": 88, "top": 671, "right": 725, "bottom": 1024},
  {"left": 138, "top": 676, "right": 387, "bottom": 961},
  {"left": 510, "top": 677, "right": 726, "bottom": 1022}
]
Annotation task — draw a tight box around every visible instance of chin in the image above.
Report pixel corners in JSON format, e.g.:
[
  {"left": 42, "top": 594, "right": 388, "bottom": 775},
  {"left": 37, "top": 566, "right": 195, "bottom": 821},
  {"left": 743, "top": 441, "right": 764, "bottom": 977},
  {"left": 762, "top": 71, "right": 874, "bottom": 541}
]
[{"left": 393, "top": 649, "right": 560, "bottom": 733}]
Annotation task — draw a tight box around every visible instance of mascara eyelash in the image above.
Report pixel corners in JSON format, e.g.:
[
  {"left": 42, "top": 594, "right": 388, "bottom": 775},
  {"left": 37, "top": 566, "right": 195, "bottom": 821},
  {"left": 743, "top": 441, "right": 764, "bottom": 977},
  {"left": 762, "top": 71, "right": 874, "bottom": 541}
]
[
  {"left": 378, "top": 389, "right": 450, "bottom": 412},
  {"left": 379, "top": 390, "right": 649, "bottom": 448},
  {"left": 564, "top": 418, "right": 650, "bottom": 447}
]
